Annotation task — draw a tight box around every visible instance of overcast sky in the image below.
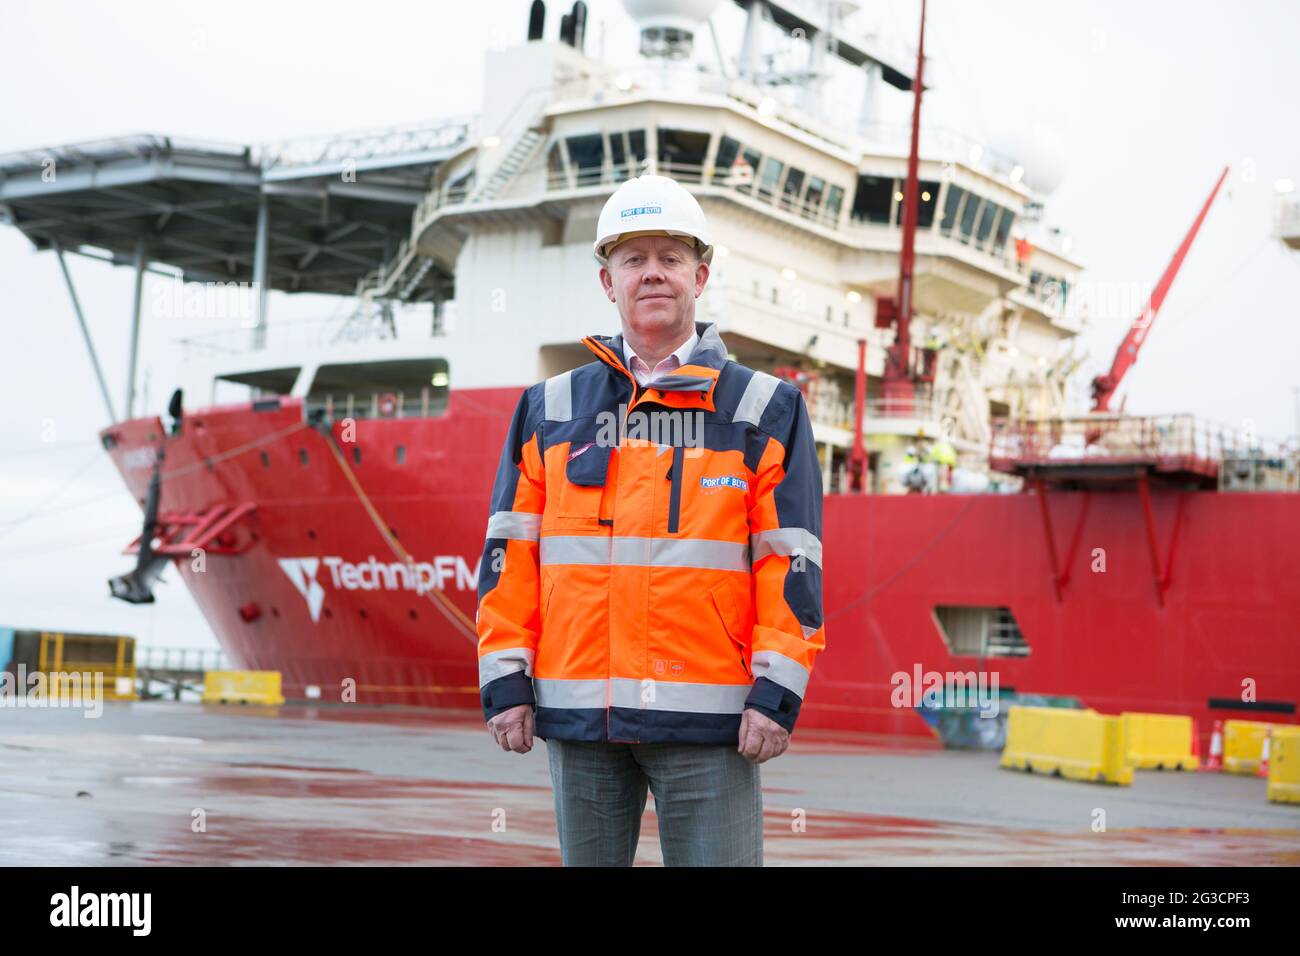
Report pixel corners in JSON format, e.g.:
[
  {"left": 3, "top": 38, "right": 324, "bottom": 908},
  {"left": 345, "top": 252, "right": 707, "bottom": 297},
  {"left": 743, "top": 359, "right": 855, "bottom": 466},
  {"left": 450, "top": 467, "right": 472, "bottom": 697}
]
[{"left": 1, "top": 0, "right": 1297, "bottom": 651}]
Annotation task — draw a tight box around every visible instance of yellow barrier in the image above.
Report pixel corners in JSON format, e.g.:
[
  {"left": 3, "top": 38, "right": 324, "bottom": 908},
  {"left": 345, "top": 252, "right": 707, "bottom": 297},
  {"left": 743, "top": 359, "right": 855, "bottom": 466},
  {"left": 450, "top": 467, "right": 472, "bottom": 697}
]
[
  {"left": 1223, "top": 720, "right": 1281, "bottom": 775},
  {"left": 202, "top": 670, "right": 285, "bottom": 706},
  {"left": 1000, "top": 706, "right": 1134, "bottom": 785},
  {"left": 1121, "top": 712, "right": 1199, "bottom": 771},
  {"left": 1267, "top": 727, "right": 1300, "bottom": 805}
]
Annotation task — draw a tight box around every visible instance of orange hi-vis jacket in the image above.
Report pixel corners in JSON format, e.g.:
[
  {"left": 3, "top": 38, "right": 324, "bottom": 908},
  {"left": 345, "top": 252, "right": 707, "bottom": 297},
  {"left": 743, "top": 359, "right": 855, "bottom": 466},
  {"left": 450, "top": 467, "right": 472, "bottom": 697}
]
[{"left": 475, "top": 322, "right": 825, "bottom": 744}]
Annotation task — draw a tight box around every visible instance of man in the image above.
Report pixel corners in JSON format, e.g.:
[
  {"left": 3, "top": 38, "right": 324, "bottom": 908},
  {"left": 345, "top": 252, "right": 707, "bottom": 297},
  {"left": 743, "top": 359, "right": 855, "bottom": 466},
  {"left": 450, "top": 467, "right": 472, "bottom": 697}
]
[{"left": 475, "top": 174, "right": 825, "bottom": 866}]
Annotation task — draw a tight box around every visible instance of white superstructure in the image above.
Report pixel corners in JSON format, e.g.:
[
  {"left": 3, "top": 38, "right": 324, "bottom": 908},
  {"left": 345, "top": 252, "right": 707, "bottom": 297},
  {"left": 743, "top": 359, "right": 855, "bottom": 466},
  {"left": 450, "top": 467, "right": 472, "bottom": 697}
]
[{"left": 176, "top": 0, "right": 1087, "bottom": 494}]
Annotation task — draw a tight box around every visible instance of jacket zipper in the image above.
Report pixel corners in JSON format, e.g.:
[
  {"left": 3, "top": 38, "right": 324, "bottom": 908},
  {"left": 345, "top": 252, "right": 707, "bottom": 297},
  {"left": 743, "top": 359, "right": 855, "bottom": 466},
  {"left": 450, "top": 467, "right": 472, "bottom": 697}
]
[{"left": 666, "top": 444, "right": 684, "bottom": 534}]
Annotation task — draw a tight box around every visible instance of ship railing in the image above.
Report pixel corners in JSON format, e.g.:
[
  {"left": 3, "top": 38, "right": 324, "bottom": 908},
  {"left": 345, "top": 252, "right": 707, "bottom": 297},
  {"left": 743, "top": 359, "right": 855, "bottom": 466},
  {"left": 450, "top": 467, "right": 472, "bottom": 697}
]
[
  {"left": 136, "top": 646, "right": 231, "bottom": 673},
  {"left": 1219, "top": 447, "right": 1300, "bottom": 492},
  {"left": 544, "top": 161, "right": 843, "bottom": 229},
  {"left": 302, "top": 388, "right": 449, "bottom": 423},
  {"left": 260, "top": 115, "right": 476, "bottom": 173},
  {"left": 806, "top": 396, "right": 944, "bottom": 431},
  {"left": 989, "top": 414, "right": 1293, "bottom": 481}
]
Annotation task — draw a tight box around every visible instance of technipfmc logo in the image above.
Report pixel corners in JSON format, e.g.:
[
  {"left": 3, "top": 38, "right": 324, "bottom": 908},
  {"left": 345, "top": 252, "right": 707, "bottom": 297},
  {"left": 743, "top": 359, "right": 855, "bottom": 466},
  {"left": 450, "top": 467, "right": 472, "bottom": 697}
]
[
  {"left": 278, "top": 558, "right": 327, "bottom": 622},
  {"left": 278, "top": 555, "right": 477, "bottom": 623}
]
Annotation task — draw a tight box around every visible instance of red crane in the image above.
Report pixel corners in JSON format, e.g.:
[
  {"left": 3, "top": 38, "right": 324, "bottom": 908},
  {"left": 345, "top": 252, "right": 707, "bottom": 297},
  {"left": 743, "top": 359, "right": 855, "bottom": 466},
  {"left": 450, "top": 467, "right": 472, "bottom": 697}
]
[
  {"left": 1090, "top": 166, "right": 1230, "bottom": 411},
  {"left": 880, "top": 0, "right": 928, "bottom": 416}
]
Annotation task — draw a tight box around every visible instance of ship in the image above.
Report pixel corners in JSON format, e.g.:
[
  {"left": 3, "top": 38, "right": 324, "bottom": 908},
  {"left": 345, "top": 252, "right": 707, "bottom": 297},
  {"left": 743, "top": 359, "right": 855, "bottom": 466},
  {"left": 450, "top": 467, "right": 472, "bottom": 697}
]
[{"left": 2, "top": 0, "right": 1297, "bottom": 740}]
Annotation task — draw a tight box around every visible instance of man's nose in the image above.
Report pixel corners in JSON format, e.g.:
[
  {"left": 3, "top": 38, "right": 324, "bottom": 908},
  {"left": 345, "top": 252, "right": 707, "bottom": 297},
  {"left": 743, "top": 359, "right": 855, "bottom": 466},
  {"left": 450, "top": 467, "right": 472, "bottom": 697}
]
[{"left": 640, "top": 259, "right": 668, "bottom": 282}]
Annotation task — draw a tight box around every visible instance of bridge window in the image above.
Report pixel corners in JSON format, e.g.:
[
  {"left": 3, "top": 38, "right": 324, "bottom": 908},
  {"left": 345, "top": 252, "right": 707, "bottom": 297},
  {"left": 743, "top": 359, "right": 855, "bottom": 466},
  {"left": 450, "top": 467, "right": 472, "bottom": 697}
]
[
  {"left": 657, "top": 128, "right": 710, "bottom": 180},
  {"left": 781, "top": 167, "right": 805, "bottom": 211},
  {"left": 607, "top": 130, "right": 647, "bottom": 180},
  {"left": 852, "top": 174, "right": 893, "bottom": 224},
  {"left": 826, "top": 184, "right": 844, "bottom": 220},
  {"left": 892, "top": 179, "right": 941, "bottom": 227},
  {"left": 627, "top": 130, "right": 647, "bottom": 165},
  {"left": 715, "top": 135, "right": 740, "bottom": 175},
  {"left": 940, "top": 185, "right": 965, "bottom": 234},
  {"left": 993, "top": 207, "right": 1015, "bottom": 253},
  {"left": 565, "top": 134, "right": 604, "bottom": 185},
  {"left": 958, "top": 192, "right": 982, "bottom": 242},
  {"left": 757, "top": 156, "right": 784, "bottom": 202},
  {"left": 805, "top": 175, "right": 825, "bottom": 211},
  {"left": 975, "top": 201, "right": 998, "bottom": 246}
]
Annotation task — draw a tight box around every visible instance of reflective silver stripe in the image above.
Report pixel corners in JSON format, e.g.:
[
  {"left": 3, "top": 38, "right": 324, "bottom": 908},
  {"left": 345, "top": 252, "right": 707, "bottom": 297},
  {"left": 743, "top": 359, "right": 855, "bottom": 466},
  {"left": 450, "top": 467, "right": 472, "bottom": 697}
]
[
  {"left": 751, "top": 527, "right": 823, "bottom": 568},
  {"left": 534, "top": 677, "right": 607, "bottom": 709},
  {"left": 478, "top": 647, "right": 535, "bottom": 687},
  {"left": 485, "top": 510, "right": 541, "bottom": 541},
  {"left": 610, "top": 678, "right": 750, "bottom": 713},
  {"left": 540, "top": 535, "right": 749, "bottom": 572},
  {"left": 751, "top": 650, "right": 810, "bottom": 697},
  {"left": 539, "top": 535, "right": 611, "bottom": 566},
  {"left": 544, "top": 370, "right": 573, "bottom": 422},
  {"left": 733, "top": 370, "right": 781, "bottom": 426}
]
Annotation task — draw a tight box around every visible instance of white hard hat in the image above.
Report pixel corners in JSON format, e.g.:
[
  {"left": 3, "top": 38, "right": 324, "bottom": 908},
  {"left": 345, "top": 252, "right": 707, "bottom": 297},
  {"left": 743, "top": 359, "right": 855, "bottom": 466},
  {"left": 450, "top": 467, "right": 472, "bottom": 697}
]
[{"left": 593, "top": 174, "right": 713, "bottom": 266}]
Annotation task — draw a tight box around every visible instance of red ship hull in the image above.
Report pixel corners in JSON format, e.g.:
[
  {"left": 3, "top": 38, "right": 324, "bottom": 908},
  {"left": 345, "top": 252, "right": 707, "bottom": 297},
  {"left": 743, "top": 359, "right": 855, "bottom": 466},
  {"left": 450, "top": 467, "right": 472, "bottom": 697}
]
[{"left": 102, "top": 390, "right": 1300, "bottom": 737}]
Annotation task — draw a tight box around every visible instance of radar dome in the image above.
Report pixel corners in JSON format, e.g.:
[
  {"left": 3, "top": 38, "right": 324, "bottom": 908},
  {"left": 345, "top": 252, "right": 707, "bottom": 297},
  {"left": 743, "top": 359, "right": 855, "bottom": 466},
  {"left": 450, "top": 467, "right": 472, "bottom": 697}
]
[
  {"left": 995, "top": 119, "right": 1067, "bottom": 196},
  {"left": 622, "top": 0, "right": 723, "bottom": 34}
]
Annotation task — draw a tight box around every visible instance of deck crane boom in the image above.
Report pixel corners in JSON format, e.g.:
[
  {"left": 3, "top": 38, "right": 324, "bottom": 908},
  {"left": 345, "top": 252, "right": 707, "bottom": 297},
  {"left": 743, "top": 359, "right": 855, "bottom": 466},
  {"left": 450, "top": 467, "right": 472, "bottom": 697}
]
[{"left": 1090, "top": 166, "right": 1230, "bottom": 412}]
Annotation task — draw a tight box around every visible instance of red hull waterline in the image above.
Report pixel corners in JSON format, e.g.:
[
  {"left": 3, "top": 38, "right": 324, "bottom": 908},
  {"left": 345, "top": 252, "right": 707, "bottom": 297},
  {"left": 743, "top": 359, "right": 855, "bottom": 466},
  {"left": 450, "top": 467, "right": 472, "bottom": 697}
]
[{"left": 102, "top": 390, "right": 1300, "bottom": 739}]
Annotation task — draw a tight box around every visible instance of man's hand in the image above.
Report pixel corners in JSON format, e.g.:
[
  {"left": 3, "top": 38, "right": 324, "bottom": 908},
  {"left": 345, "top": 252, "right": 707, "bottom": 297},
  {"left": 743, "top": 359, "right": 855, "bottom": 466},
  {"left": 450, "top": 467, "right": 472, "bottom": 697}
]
[
  {"left": 487, "top": 703, "right": 535, "bottom": 754},
  {"left": 738, "top": 708, "right": 790, "bottom": 764}
]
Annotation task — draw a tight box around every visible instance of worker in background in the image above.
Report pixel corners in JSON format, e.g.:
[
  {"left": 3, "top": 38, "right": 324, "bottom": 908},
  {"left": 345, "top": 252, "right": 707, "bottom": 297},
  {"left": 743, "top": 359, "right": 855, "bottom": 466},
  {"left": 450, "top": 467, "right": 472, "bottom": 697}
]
[
  {"left": 475, "top": 174, "right": 825, "bottom": 867},
  {"left": 928, "top": 438, "right": 957, "bottom": 492},
  {"left": 902, "top": 444, "right": 928, "bottom": 493}
]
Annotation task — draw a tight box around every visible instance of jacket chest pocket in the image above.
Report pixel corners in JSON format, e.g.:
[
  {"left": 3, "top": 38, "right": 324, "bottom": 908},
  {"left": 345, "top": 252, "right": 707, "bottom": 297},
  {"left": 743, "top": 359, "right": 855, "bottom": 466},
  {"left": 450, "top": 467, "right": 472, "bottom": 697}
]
[{"left": 555, "top": 440, "right": 612, "bottom": 520}]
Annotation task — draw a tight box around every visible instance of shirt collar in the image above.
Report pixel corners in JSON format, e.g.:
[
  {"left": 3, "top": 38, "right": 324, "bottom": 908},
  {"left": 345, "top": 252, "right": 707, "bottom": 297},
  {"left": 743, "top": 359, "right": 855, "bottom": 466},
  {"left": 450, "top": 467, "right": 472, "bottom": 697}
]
[{"left": 623, "top": 329, "right": 699, "bottom": 371}]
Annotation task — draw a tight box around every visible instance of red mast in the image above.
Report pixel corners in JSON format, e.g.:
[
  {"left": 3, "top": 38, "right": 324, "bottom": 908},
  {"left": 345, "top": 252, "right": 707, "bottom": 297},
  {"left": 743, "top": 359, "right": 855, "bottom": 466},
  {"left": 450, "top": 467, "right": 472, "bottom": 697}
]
[
  {"left": 882, "top": 0, "right": 927, "bottom": 414},
  {"left": 1090, "top": 166, "right": 1229, "bottom": 412}
]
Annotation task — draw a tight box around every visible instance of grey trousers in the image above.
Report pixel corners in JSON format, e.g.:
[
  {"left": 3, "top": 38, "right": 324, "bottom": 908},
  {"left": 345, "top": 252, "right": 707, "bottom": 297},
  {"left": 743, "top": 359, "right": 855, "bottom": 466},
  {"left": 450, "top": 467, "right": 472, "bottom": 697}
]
[{"left": 545, "top": 738, "right": 763, "bottom": 866}]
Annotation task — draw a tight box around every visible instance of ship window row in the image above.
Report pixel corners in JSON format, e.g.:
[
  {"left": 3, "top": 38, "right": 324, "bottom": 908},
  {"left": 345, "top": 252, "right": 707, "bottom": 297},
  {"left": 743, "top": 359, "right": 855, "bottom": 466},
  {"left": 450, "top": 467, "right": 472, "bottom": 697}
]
[
  {"left": 546, "top": 128, "right": 844, "bottom": 226},
  {"left": 713, "top": 134, "right": 845, "bottom": 225},
  {"left": 544, "top": 128, "right": 1019, "bottom": 260},
  {"left": 550, "top": 130, "right": 647, "bottom": 187},
  {"left": 937, "top": 185, "right": 1016, "bottom": 255}
]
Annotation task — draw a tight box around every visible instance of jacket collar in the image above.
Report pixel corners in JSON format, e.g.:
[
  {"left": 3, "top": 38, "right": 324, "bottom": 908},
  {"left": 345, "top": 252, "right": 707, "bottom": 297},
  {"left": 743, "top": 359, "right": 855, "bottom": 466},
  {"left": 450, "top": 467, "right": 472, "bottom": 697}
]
[
  {"left": 589, "top": 321, "right": 729, "bottom": 375},
  {"left": 582, "top": 321, "right": 729, "bottom": 412}
]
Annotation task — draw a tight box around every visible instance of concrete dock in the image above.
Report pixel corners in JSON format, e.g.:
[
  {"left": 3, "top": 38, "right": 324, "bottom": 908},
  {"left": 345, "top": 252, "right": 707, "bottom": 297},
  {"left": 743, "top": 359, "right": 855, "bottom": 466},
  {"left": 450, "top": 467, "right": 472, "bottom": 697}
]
[{"left": 1, "top": 701, "right": 1296, "bottom": 865}]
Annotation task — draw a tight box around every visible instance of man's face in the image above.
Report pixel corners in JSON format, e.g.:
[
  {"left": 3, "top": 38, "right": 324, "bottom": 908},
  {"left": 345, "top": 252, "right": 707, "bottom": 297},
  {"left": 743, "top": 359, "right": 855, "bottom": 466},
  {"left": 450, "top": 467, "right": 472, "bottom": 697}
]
[{"left": 599, "top": 234, "right": 709, "bottom": 343}]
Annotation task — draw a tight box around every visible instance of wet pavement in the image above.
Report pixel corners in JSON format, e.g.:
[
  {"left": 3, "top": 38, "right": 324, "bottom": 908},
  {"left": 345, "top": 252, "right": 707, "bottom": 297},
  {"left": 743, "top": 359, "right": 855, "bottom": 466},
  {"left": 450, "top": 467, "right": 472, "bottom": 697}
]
[{"left": 1, "top": 701, "right": 1296, "bottom": 865}]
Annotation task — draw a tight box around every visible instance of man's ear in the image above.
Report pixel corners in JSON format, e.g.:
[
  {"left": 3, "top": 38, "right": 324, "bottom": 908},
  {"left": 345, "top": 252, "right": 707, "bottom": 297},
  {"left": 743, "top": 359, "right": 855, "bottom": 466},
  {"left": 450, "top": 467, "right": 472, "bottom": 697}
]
[
  {"left": 598, "top": 266, "right": 615, "bottom": 302},
  {"left": 694, "top": 261, "right": 710, "bottom": 297}
]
